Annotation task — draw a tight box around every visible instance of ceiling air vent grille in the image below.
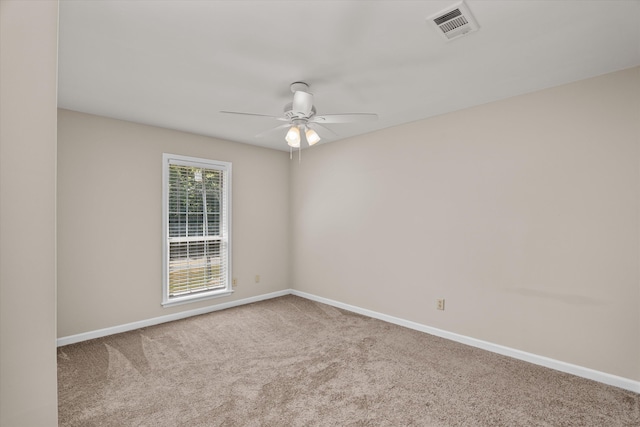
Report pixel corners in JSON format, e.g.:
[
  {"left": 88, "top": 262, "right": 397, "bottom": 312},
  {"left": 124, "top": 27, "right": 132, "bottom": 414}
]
[{"left": 427, "top": 1, "right": 479, "bottom": 41}]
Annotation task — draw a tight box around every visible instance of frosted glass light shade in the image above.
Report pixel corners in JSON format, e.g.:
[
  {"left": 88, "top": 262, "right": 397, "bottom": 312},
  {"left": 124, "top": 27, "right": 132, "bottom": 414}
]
[
  {"left": 305, "top": 128, "right": 321, "bottom": 146},
  {"left": 286, "top": 126, "right": 300, "bottom": 147}
]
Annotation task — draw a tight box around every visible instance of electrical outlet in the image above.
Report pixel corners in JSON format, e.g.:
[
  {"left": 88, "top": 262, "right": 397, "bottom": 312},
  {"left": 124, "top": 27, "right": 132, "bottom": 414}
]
[
  {"left": 255, "top": 275, "right": 260, "bottom": 283},
  {"left": 232, "top": 278, "right": 237, "bottom": 287},
  {"left": 436, "top": 299, "right": 445, "bottom": 311}
]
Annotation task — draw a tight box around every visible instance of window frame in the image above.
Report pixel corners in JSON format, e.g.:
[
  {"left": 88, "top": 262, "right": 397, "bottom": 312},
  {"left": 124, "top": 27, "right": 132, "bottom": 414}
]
[{"left": 162, "top": 153, "right": 233, "bottom": 307}]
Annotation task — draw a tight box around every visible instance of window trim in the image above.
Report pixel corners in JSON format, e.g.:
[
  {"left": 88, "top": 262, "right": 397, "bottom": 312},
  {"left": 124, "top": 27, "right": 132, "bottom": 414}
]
[{"left": 162, "top": 153, "right": 233, "bottom": 307}]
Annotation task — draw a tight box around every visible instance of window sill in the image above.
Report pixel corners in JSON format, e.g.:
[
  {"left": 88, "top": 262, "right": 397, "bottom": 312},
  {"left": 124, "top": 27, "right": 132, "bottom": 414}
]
[{"left": 162, "top": 289, "right": 234, "bottom": 308}]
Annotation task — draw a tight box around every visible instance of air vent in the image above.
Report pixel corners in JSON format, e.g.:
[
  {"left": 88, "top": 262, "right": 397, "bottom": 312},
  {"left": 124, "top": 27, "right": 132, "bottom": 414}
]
[{"left": 427, "top": 1, "right": 479, "bottom": 41}]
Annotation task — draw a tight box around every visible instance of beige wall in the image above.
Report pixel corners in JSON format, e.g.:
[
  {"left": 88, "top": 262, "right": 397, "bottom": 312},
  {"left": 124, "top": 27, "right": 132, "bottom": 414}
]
[
  {"left": 291, "top": 67, "right": 640, "bottom": 381},
  {"left": 57, "top": 110, "right": 290, "bottom": 337},
  {"left": 0, "top": 0, "right": 59, "bottom": 425}
]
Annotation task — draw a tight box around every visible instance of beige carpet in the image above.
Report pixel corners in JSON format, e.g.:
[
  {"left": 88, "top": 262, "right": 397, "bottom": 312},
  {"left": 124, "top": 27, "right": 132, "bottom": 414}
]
[{"left": 58, "top": 295, "right": 639, "bottom": 426}]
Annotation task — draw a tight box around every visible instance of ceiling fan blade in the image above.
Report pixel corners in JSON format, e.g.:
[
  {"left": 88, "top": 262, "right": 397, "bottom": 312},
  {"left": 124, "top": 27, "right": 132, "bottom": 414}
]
[
  {"left": 220, "top": 111, "right": 287, "bottom": 121},
  {"left": 308, "top": 122, "right": 338, "bottom": 137},
  {"left": 292, "top": 91, "right": 313, "bottom": 116},
  {"left": 255, "top": 123, "right": 291, "bottom": 138},
  {"left": 310, "top": 113, "right": 378, "bottom": 123}
]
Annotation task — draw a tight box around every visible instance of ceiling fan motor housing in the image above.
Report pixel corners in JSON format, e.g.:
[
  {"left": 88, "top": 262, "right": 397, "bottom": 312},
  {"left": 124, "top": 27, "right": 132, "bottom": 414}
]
[{"left": 283, "top": 102, "right": 316, "bottom": 121}]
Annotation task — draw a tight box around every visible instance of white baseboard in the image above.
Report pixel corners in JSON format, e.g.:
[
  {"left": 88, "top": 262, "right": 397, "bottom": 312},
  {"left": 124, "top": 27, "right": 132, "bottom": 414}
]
[
  {"left": 291, "top": 289, "right": 640, "bottom": 394},
  {"left": 56, "top": 289, "right": 290, "bottom": 347},
  {"left": 57, "top": 288, "right": 639, "bottom": 394}
]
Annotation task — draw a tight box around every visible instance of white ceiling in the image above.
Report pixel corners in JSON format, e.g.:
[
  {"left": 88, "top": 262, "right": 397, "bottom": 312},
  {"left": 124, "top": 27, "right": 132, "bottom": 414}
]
[{"left": 58, "top": 0, "right": 640, "bottom": 152}]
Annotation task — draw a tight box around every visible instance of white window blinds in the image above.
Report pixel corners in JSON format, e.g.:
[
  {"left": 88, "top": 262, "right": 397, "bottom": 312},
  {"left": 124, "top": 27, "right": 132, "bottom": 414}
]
[{"left": 163, "top": 154, "right": 232, "bottom": 305}]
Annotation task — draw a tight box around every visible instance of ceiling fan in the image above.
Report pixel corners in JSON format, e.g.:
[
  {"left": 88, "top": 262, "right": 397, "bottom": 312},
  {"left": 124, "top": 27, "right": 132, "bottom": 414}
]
[{"left": 221, "top": 82, "right": 378, "bottom": 150}]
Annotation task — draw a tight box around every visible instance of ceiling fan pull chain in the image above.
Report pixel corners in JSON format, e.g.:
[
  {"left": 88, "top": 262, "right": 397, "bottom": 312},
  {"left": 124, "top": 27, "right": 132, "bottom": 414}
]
[
  {"left": 290, "top": 146, "right": 293, "bottom": 160},
  {"left": 298, "top": 146, "right": 301, "bottom": 163}
]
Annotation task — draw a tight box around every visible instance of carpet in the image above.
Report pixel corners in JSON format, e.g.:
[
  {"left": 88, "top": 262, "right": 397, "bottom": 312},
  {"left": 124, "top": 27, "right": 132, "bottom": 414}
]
[{"left": 57, "top": 295, "right": 639, "bottom": 426}]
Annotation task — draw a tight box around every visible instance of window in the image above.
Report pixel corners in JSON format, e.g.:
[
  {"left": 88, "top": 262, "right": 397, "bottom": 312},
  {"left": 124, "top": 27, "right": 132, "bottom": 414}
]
[{"left": 162, "top": 153, "right": 232, "bottom": 306}]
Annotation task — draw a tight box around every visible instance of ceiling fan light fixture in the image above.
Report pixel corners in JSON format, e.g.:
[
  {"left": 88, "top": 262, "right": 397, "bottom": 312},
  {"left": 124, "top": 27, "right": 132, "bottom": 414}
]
[
  {"left": 305, "top": 127, "right": 321, "bottom": 146},
  {"left": 221, "top": 81, "right": 378, "bottom": 152},
  {"left": 286, "top": 125, "right": 300, "bottom": 147}
]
